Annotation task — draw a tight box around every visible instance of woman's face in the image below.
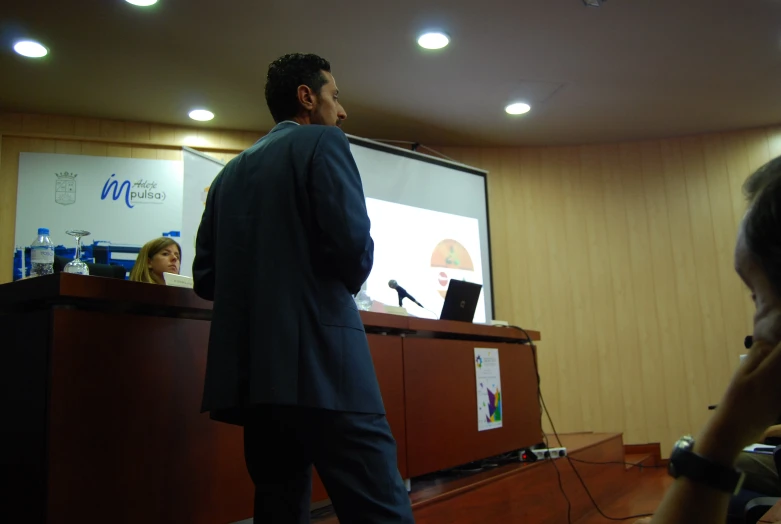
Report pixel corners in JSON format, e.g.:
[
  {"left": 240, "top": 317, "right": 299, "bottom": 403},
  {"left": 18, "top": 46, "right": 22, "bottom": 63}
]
[{"left": 148, "top": 244, "right": 181, "bottom": 282}]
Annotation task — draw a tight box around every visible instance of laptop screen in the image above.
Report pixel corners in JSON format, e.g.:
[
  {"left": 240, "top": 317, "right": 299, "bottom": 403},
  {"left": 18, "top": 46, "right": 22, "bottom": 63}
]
[{"left": 440, "top": 279, "right": 483, "bottom": 322}]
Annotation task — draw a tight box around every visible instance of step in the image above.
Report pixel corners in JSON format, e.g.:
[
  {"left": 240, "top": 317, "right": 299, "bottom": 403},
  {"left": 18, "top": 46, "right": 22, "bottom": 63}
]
[{"left": 625, "top": 453, "right": 655, "bottom": 470}]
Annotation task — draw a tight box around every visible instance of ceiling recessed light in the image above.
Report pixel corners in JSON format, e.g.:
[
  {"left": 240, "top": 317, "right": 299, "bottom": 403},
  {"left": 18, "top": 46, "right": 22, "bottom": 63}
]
[
  {"left": 417, "top": 32, "right": 450, "bottom": 50},
  {"left": 13, "top": 40, "right": 48, "bottom": 58},
  {"left": 505, "top": 103, "right": 531, "bottom": 115},
  {"left": 125, "top": 0, "right": 159, "bottom": 6},
  {"left": 189, "top": 109, "right": 214, "bottom": 122},
  {"left": 582, "top": 0, "right": 606, "bottom": 6}
]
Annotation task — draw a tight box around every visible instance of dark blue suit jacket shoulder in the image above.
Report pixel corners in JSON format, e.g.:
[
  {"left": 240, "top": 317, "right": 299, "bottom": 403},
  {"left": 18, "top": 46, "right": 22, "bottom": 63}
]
[{"left": 193, "top": 123, "right": 382, "bottom": 424}]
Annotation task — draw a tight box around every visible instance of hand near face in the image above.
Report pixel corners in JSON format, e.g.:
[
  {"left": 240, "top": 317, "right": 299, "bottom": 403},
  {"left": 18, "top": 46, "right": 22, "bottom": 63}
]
[{"left": 704, "top": 339, "right": 781, "bottom": 457}]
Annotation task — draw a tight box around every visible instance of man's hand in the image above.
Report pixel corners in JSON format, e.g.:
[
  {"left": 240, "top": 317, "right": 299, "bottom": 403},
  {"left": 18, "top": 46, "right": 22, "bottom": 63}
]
[
  {"left": 763, "top": 424, "right": 781, "bottom": 440},
  {"left": 697, "top": 340, "right": 781, "bottom": 465}
]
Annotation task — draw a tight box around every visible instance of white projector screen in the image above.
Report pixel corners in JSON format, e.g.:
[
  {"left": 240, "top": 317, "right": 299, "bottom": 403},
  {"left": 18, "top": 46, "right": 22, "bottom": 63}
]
[{"left": 348, "top": 137, "right": 494, "bottom": 323}]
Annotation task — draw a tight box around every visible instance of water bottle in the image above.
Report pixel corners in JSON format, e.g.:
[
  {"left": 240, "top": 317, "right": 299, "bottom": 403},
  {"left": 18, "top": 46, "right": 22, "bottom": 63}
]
[{"left": 30, "top": 228, "right": 54, "bottom": 277}]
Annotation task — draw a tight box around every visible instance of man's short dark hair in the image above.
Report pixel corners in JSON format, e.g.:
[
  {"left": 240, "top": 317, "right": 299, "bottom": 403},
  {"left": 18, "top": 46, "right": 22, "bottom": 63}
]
[
  {"left": 265, "top": 53, "right": 331, "bottom": 124},
  {"left": 743, "top": 157, "right": 781, "bottom": 295}
]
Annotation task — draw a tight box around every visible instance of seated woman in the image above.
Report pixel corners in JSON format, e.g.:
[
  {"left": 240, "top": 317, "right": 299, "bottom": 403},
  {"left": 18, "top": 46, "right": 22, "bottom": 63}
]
[{"left": 129, "top": 237, "right": 181, "bottom": 284}]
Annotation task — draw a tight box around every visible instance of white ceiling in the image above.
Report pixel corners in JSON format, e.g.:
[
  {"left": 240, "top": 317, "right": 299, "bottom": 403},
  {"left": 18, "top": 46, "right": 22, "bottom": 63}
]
[{"left": 2, "top": 0, "right": 781, "bottom": 146}]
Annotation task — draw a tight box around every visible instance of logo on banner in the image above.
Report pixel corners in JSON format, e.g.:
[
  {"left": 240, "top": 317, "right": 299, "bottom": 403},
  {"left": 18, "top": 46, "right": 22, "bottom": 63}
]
[
  {"left": 54, "top": 171, "right": 77, "bottom": 206},
  {"left": 101, "top": 174, "right": 167, "bottom": 209}
]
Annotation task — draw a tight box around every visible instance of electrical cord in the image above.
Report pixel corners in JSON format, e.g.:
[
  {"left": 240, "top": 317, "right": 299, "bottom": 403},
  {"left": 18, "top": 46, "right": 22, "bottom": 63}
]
[
  {"left": 568, "top": 457, "right": 666, "bottom": 469},
  {"left": 544, "top": 428, "right": 573, "bottom": 522},
  {"left": 509, "top": 325, "right": 655, "bottom": 522}
]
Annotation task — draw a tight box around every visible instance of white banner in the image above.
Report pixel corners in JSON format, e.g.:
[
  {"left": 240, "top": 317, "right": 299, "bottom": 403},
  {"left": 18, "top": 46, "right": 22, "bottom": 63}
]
[
  {"left": 475, "top": 347, "right": 503, "bottom": 431},
  {"left": 181, "top": 148, "right": 225, "bottom": 277},
  {"left": 15, "top": 153, "right": 182, "bottom": 271}
]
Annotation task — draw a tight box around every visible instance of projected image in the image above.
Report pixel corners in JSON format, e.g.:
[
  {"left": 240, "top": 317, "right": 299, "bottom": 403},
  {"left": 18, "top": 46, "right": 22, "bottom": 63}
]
[{"left": 364, "top": 197, "right": 485, "bottom": 323}]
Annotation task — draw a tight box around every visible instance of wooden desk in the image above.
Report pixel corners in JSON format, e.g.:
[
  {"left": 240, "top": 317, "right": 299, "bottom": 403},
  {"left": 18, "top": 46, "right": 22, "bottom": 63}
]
[
  {"left": 402, "top": 338, "right": 541, "bottom": 477},
  {"left": 0, "top": 274, "right": 541, "bottom": 522},
  {"left": 0, "top": 274, "right": 251, "bottom": 524}
]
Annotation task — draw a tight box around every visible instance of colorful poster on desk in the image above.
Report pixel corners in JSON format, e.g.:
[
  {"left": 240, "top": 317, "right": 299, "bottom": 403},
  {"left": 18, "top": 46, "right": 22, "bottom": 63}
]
[{"left": 475, "top": 347, "right": 502, "bottom": 431}]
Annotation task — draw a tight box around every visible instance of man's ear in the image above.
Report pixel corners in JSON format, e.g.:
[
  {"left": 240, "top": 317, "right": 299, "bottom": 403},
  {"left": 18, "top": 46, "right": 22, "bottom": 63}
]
[{"left": 297, "top": 85, "right": 316, "bottom": 111}]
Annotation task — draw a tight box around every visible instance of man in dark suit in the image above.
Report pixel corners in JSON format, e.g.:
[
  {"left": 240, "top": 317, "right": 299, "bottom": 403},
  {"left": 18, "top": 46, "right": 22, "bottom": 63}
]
[{"left": 193, "top": 53, "right": 414, "bottom": 523}]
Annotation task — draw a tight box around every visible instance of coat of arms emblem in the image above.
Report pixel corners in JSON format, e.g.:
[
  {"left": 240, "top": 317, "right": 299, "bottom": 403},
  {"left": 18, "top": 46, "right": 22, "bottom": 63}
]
[{"left": 55, "top": 171, "right": 77, "bottom": 205}]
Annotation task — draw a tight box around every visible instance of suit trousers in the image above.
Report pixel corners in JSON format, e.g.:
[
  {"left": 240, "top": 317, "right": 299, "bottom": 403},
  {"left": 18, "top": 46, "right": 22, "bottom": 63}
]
[{"left": 243, "top": 405, "right": 415, "bottom": 523}]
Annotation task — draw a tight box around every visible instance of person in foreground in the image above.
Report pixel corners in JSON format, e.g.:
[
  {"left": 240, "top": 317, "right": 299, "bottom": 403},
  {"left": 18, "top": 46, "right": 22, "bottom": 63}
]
[
  {"left": 638, "top": 158, "right": 781, "bottom": 523},
  {"left": 192, "top": 53, "right": 414, "bottom": 523},
  {"left": 128, "top": 236, "right": 181, "bottom": 284},
  {"left": 735, "top": 422, "right": 781, "bottom": 496}
]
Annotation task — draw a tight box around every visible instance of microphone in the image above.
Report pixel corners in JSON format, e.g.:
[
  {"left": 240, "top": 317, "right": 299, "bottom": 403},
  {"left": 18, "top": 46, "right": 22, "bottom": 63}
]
[{"left": 388, "top": 280, "right": 424, "bottom": 308}]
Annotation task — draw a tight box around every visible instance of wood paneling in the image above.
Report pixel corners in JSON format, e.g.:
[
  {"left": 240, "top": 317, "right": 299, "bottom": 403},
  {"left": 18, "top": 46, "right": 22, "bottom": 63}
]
[
  {"left": 0, "top": 309, "right": 50, "bottom": 524},
  {"left": 624, "top": 443, "right": 663, "bottom": 466},
  {"left": 403, "top": 339, "right": 542, "bottom": 477},
  {"left": 314, "top": 433, "right": 645, "bottom": 524},
  {"left": 440, "top": 125, "right": 781, "bottom": 456},
  {"left": 0, "top": 112, "right": 257, "bottom": 283},
  {"left": 411, "top": 433, "right": 630, "bottom": 524},
  {"left": 47, "top": 308, "right": 253, "bottom": 524},
  {"left": 3, "top": 111, "right": 778, "bottom": 459},
  {"left": 1, "top": 112, "right": 258, "bottom": 152},
  {"left": 577, "top": 468, "right": 671, "bottom": 524}
]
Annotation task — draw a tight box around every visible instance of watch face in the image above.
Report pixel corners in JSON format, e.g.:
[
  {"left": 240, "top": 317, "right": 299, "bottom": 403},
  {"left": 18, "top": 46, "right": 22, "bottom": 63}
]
[
  {"left": 671, "top": 436, "right": 695, "bottom": 456},
  {"left": 668, "top": 436, "right": 694, "bottom": 479},
  {"left": 668, "top": 435, "right": 742, "bottom": 494},
  {"left": 675, "top": 435, "right": 695, "bottom": 451}
]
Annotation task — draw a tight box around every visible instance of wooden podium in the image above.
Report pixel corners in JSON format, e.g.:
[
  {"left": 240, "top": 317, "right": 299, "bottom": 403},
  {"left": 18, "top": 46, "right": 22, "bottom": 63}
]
[{"left": 0, "top": 274, "right": 541, "bottom": 523}]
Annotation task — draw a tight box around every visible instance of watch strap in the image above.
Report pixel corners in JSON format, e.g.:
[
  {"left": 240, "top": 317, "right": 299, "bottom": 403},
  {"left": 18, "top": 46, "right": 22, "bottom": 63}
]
[{"left": 669, "top": 438, "right": 745, "bottom": 495}]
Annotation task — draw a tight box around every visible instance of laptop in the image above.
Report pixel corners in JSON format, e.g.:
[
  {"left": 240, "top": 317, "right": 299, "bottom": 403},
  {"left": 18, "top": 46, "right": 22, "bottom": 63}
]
[{"left": 440, "top": 279, "right": 482, "bottom": 322}]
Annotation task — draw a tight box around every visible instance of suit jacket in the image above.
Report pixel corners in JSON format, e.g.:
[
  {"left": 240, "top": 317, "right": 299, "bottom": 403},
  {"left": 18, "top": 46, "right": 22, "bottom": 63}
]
[{"left": 193, "top": 122, "right": 383, "bottom": 425}]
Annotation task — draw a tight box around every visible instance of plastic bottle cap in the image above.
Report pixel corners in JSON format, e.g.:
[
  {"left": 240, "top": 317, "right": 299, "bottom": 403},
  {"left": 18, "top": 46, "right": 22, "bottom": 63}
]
[{"left": 38, "top": 228, "right": 50, "bottom": 235}]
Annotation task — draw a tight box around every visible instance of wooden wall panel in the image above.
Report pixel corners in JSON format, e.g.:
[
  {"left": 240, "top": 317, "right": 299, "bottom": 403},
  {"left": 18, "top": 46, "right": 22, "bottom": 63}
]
[
  {"left": 441, "top": 128, "right": 780, "bottom": 456},
  {"left": 3, "top": 111, "right": 778, "bottom": 457},
  {"left": 0, "top": 112, "right": 253, "bottom": 283}
]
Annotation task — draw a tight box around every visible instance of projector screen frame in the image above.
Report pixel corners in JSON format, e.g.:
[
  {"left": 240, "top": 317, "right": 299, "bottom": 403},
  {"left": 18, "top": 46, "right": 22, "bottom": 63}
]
[{"left": 346, "top": 134, "right": 496, "bottom": 320}]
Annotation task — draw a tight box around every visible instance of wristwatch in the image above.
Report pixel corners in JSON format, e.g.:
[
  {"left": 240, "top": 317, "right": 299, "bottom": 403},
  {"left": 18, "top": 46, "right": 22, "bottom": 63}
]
[{"left": 668, "top": 435, "right": 745, "bottom": 495}]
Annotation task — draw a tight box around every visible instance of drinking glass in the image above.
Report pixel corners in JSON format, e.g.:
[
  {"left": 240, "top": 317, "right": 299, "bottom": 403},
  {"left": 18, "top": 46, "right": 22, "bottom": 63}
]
[{"left": 63, "top": 229, "right": 91, "bottom": 275}]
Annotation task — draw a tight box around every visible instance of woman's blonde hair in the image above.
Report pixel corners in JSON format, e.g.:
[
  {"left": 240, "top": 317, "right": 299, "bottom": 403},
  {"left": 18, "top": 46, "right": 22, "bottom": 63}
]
[{"left": 129, "top": 237, "right": 182, "bottom": 284}]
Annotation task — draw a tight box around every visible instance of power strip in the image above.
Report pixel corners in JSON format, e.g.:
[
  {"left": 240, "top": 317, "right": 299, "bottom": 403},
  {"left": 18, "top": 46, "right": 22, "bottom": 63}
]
[{"left": 519, "top": 447, "right": 568, "bottom": 462}]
